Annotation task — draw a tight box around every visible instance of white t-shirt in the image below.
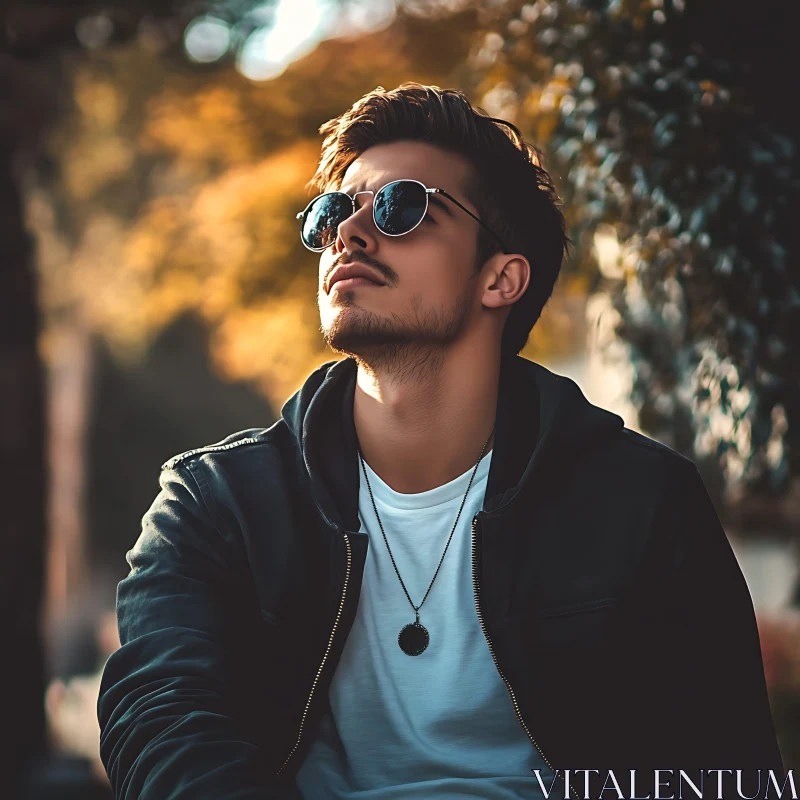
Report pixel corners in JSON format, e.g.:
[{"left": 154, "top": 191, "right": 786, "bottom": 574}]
[{"left": 295, "top": 449, "right": 554, "bottom": 798}]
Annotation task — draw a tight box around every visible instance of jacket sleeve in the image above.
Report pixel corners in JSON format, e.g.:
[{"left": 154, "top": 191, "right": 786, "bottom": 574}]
[
  {"left": 97, "top": 462, "right": 302, "bottom": 799},
  {"left": 655, "top": 461, "right": 785, "bottom": 773}
]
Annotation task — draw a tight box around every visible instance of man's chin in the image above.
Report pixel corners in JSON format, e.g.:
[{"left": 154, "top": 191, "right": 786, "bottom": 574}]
[
  {"left": 322, "top": 327, "right": 411, "bottom": 357},
  {"left": 320, "top": 307, "right": 398, "bottom": 352},
  {"left": 319, "top": 299, "right": 470, "bottom": 360}
]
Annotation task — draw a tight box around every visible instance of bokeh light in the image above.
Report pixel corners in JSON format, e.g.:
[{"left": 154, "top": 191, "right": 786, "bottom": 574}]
[{"left": 183, "top": 15, "right": 232, "bottom": 64}]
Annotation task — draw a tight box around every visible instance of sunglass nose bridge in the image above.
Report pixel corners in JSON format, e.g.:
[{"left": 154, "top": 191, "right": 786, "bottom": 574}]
[{"left": 351, "top": 189, "right": 376, "bottom": 211}]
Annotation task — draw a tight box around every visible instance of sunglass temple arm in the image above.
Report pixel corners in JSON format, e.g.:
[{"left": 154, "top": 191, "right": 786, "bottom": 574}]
[{"left": 430, "top": 189, "right": 508, "bottom": 254}]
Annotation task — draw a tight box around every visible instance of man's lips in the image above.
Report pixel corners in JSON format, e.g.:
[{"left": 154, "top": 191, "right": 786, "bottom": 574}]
[
  {"left": 330, "top": 277, "right": 384, "bottom": 291},
  {"left": 326, "top": 262, "right": 387, "bottom": 293}
]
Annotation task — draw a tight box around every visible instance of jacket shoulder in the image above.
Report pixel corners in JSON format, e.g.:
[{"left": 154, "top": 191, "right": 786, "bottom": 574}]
[
  {"left": 616, "top": 426, "right": 697, "bottom": 472},
  {"left": 160, "top": 424, "right": 285, "bottom": 472}
]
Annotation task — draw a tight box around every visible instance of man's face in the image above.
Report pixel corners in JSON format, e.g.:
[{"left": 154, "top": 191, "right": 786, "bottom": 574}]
[{"left": 316, "top": 140, "right": 488, "bottom": 361}]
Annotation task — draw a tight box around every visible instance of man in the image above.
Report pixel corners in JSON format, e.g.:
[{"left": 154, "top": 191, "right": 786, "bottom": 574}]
[{"left": 98, "top": 84, "right": 784, "bottom": 799}]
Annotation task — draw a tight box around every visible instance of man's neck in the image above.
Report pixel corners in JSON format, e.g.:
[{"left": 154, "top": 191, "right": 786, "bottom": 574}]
[{"left": 352, "top": 339, "right": 500, "bottom": 494}]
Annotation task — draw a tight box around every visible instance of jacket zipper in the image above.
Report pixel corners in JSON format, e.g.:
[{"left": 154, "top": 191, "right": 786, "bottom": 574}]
[
  {"left": 276, "top": 530, "right": 352, "bottom": 776},
  {"left": 470, "top": 514, "right": 575, "bottom": 799}
]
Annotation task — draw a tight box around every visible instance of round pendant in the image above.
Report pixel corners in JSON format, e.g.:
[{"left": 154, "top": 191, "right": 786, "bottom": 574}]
[{"left": 398, "top": 621, "right": 429, "bottom": 656}]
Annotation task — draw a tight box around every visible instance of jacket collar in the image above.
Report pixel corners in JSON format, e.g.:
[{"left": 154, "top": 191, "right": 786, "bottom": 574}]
[{"left": 281, "top": 354, "right": 624, "bottom": 532}]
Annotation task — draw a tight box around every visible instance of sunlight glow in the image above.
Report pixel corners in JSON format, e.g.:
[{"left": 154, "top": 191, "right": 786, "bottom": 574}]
[
  {"left": 236, "top": 0, "right": 396, "bottom": 81},
  {"left": 593, "top": 225, "right": 624, "bottom": 278},
  {"left": 237, "top": 0, "right": 331, "bottom": 81}
]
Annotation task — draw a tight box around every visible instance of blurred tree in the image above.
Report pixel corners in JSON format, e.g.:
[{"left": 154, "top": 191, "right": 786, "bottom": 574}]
[
  {"left": 454, "top": 0, "right": 798, "bottom": 525},
  {"left": 0, "top": 2, "right": 287, "bottom": 793},
  {"left": 0, "top": 50, "right": 57, "bottom": 800}
]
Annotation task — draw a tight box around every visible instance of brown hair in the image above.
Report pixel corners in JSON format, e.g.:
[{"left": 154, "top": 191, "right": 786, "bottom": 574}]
[{"left": 307, "top": 82, "right": 571, "bottom": 355}]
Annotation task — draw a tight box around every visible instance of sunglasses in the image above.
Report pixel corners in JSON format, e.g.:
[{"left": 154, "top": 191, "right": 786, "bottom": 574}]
[{"left": 296, "top": 178, "right": 508, "bottom": 253}]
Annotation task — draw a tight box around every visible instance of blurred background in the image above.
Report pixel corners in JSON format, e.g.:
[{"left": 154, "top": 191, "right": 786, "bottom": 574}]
[{"left": 1, "top": 0, "right": 797, "bottom": 796}]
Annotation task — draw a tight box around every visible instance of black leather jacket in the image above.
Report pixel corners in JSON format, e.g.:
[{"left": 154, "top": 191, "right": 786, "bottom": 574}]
[{"left": 97, "top": 354, "right": 784, "bottom": 799}]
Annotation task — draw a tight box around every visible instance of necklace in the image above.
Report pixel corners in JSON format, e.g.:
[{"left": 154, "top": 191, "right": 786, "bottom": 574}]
[{"left": 358, "top": 426, "right": 494, "bottom": 656}]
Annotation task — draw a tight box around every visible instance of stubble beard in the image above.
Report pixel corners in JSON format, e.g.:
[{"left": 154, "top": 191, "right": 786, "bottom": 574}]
[{"left": 319, "top": 287, "right": 473, "bottom": 382}]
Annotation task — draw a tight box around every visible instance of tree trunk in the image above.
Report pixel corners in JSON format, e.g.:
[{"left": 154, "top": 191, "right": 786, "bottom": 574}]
[
  {"left": 0, "top": 145, "right": 48, "bottom": 799},
  {"left": 0, "top": 51, "right": 59, "bottom": 797},
  {"left": 44, "top": 321, "right": 94, "bottom": 626}
]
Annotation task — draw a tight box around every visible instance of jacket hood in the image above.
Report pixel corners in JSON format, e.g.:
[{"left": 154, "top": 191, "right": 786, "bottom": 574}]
[{"left": 280, "top": 354, "right": 624, "bottom": 532}]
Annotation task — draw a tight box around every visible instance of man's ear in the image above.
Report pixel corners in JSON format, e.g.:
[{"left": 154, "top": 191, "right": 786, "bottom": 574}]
[{"left": 481, "top": 253, "right": 530, "bottom": 310}]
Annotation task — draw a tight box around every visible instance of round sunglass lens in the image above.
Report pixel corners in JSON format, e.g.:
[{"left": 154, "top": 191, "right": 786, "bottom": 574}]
[
  {"left": 302, "top": 193, "right": 352, "bottom": 249},
  {"left": 374, "top": 181, "right": 427, "bottom": 236}
]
